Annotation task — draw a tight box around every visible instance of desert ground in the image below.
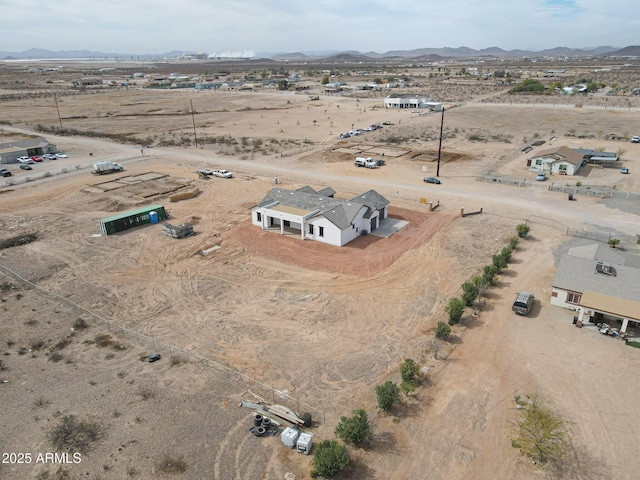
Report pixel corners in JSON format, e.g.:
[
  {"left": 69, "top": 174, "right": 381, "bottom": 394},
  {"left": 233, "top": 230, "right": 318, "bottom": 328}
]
[{"left": 1, "top": 59, "right": 640, "bottom": 480}]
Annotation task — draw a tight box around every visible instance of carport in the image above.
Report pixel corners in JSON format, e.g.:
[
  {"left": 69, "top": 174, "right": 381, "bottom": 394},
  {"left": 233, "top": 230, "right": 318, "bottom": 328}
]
[{"left": 576, "top": 290, "right": 640, "bottom": 334}]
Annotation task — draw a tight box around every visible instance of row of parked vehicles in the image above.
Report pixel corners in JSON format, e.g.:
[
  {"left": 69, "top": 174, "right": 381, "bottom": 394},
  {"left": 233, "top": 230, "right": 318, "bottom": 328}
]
[
  {"left": 340, "top": 122, "right": 391, "bottom": 139},
  {"left": 0, "top": 153, "right": 69, "bottom": 176}
]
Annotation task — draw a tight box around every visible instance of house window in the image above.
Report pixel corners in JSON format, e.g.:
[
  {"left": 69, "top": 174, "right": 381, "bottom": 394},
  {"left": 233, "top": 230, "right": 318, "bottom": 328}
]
[
  {"left": 559, "top": 164, "right": 567, "bottom": 172},
  {"left": 309, "top": 224, "right": 314, "bottom": 234},
  {"left": 567, "top": 293, "right": 581, "bottom": 304},
  {"left": 318, "top": 226, "right": 324, "bottom": 237},
  {"left": 535, "top": 159, "right": 542, "bottom": 166},
  {"left": 256, "top": 212, "right": 261, "bottom": 222}
]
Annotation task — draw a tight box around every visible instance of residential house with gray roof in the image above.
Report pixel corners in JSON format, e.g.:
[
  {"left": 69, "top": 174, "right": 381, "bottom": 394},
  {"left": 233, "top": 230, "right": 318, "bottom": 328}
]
[
  {"left": 251, "top": 186, "right": 389, "bottom": 247},
  {"left": 551, "top": 243, "right": 640, "bottom": 333}
]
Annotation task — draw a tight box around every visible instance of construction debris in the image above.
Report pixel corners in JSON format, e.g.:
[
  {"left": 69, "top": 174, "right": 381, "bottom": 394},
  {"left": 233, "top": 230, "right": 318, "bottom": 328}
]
[{"left": 162, "top": 222, "right": 194, "bottom": 239}]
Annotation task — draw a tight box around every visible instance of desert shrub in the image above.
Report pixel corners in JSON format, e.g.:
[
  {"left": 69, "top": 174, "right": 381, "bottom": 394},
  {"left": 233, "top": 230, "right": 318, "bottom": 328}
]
[
  {"left": 170, "top": 355, "right": 185, "bottom": 366},
  {"left": 31, "top": 339, "right": 46, "bottom": 350},
  {"left": 49, "top": 415, "right": 103, "bottom": 454},
  {"left": 138, "top": 387, "right": 156, "bottom": 400},
  {"left": 49, "top": 352, "right": 64, "bottom": 362},
  {"left": 73, "top": 318, "right": 89, "bottom": 330},
  {"left": 157, "top": 455, "right": 188, "bottom": 474},
  {"left": 51, "top": 338, "right": 71, "bottom": 352},
  {"left": 311, "top": 440, "right": 349, "bottom": 478},
  {"left": 94, "top": 334, "right": 114, "bottom": 348},
  {"left": 335, "top": 409, "right": 371, "bottom": 445}
]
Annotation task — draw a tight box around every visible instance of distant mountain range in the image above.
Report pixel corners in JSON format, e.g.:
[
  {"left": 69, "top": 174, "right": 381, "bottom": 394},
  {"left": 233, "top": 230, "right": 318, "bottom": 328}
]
[{"left": 2, "top": 45, "right": 639, "bottom": 61}]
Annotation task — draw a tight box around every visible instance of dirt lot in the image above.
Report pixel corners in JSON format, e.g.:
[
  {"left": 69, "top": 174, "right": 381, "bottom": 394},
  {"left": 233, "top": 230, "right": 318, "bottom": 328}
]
[{"left": 1, "top": 64, "right": 640, "bottom": 480}]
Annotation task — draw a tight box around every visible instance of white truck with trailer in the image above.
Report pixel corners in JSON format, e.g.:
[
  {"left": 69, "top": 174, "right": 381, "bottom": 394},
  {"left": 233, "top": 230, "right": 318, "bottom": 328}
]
[{"left": 92, "top": 161, "right": 123, "bottom": 175}]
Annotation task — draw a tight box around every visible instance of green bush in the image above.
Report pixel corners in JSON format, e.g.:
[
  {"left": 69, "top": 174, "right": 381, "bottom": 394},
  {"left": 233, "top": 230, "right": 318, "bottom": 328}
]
[
  {"left": 516, "top": 224, "right": 531, "bottom": 238},
  {"left": 435, "top": 321, "right": 451, "bottom": 339},
  {"left": 311, "top": 440, "right": 349, "bottom": 478},
  {"left": 446, "top": 297, "right": 465, "bottom": 325},
  {"left": 335, "top": 409, "right": 371, "bottom": 445},
  {"left": 376, "top": 381, "right": 400, "bottom": 411}
]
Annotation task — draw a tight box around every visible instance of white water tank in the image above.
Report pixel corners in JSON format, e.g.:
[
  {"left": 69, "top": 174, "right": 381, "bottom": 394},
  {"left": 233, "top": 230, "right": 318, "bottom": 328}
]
[
  {"left": 296, "top": 432, "right": 313, "bottom": 455},
  {"left": 281, "top": 427, "right": 300, "bottom": 448}
]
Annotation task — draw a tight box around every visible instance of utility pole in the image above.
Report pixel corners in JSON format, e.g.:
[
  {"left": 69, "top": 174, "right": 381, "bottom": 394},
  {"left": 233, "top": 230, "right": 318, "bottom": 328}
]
[
  {"left": 436, "top": 107, "right": 445, "bottom": 177},
  {"left": 190, "top": 99, "right": 198, "bottom": 148},
  {"left": 54, "top": 93, "right": 63, "bottom": 129}
]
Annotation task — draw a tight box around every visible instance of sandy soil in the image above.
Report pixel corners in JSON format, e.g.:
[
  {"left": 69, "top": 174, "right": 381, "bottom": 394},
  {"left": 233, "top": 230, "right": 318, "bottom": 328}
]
[{"left": 1, "top": 76, "right": 640, "bottom": 480}]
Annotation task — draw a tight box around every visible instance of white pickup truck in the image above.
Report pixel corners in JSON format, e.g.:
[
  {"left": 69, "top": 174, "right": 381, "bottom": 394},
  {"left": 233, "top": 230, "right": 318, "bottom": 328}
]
[{"left": 213, "top": 169, "right": 233, "bottom": 178}]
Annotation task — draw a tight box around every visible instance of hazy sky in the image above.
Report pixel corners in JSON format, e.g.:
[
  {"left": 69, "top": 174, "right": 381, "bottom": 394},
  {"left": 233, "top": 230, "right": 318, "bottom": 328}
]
[{"left": 3, "top": 0, "right": 638, "bottom": 55}]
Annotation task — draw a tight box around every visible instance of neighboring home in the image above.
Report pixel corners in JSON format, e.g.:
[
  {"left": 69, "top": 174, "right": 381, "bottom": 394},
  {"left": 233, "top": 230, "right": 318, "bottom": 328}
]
[
  {"left": 251, "top": 186, "right": 390, "bottom": 247},
  {"left": 551, "top": 243, "right": 640, "bottom": 333},
  {"left": 527, "top": 146, "right": 585, "bottom": 175},
  {"left": 0, "top": 137, "right": 57, "bottom": 164},
  {"left": 74, "top": 77, "right": 104, "bottom": 87},
  {"left": 384, "top": 95, "right": 442, "bottom": 110}
]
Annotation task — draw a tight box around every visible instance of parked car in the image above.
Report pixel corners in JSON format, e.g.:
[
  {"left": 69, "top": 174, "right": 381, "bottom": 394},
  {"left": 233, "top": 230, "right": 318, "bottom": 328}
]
[
  {"left": 56, "top": 153, "right": 68, "bottom": 158},
  {"left": 512, "top": 291, "right": 535, "bottom": 316},
  {"left": 20, "top": 164, "right": 32, "bottom": 170},
  {"left": 43, "top": 154, "right": 57, "bottom": 160},
  {"left": 620, "top": 167, "right": 629, "bottom": 174},
  {"left": 536, "top": 172, "right": 547, "bottom": 181},
  {"left": 30, "top": 156, "right": 43, "bottom": 162},
  {"left": 148, "top": 353, "right": 161, "bottom": 363},
  {"left": 0, "top": 168, "right": 11, "bottom": 177},
  {"left": 423, "top": 176, "right": 441, "bottom": 184},
  {"left": 18, "top": 156, "right": 33, "bottom": 164},
  {"left": 631, "top": 136, "right": 640, "bottom": 143}
]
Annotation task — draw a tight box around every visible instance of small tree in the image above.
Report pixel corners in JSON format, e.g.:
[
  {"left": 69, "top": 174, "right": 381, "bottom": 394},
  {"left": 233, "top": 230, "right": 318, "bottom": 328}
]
[
  {"left": 516, "top": 224, "right": 531, "bottom": 238},
  {"left": 311, "top": 440, "right": 349, "bottom": 478},
  {"left": 376, "top": 381, "right": 401, "bottom": 411},
  {"left": 501, "top": 246, "right": 513, "bottom": 263},
  {"left": 446, "top": 297, "right": 465, "bottom": 325},
  {"left": 482, "top": 264, "right": 499, "bottom": 286},
  {"left": 400, "top": 358, "right": 420, "bottom": 394},
  {"left": 335, "top": 409, "right": 371, "bottom": 445},
  {"left": 461, "top": 281, "right": 479, "bottom": 306},
  {"left": 511, "top": 393, "right": 569, "bottom": 468},
  {"left": 608, "top": 238, "right": 620, "bottom": 249},
  {"left": 435, "top": 321, "right": 451, "bottom": 339},
  {"left": 492, "top": 253, "right": 508, "bottom": 273},
  {"left": 321, "top": 75, "right": 330, "bottom": 85},
  {"left": 509, "top": 236, "right": 519, "bottom": 250}
]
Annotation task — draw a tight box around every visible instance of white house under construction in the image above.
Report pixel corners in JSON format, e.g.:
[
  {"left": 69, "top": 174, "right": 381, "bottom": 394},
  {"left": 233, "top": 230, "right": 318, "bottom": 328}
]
[{"left": 251, "top": 186, "right": 390, "bottom": 247}]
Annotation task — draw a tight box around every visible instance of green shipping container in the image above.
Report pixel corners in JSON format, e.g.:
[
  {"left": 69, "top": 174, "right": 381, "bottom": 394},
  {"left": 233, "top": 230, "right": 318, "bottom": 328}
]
[{"left": 99, "top": 204, "right": 167, "bottom": 235}]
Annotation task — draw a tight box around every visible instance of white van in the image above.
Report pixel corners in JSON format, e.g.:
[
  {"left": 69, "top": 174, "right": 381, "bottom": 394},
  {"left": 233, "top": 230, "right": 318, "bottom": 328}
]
[{"left": 354, "top": 157, "right": 377, "bottom": 169}]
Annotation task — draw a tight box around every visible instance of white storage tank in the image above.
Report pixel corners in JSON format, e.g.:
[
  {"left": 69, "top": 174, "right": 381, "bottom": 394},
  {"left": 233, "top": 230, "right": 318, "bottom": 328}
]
[
  {"left": 296, "top": 432, "right": 313, "bottom": 455},
  {"left": 281, "top": 427, "right": 300, "bottom": 448}
]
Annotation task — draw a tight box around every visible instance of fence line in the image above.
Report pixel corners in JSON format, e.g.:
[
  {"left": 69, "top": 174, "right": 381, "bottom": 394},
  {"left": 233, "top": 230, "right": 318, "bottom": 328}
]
[{"left": 0, "top": 262, "right": 326, "bottom": 425}]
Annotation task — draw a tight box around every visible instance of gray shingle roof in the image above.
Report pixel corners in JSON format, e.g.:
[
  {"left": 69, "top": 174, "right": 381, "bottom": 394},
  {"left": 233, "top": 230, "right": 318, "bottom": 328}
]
[
  {"left": 256, "top": 187, "right": 389, "bottom": 230},
  {"left": 552, "top": 255, "right": 640, "bottom": 302},
  {"left": 347, "top": 190, "right": 390, "bottom": 211}
]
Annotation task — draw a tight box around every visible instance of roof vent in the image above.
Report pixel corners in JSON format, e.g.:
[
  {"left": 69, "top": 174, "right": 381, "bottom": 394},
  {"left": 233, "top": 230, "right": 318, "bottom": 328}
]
[{"left": 595, "top": 261, "right": 616, "bottom": 276}]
